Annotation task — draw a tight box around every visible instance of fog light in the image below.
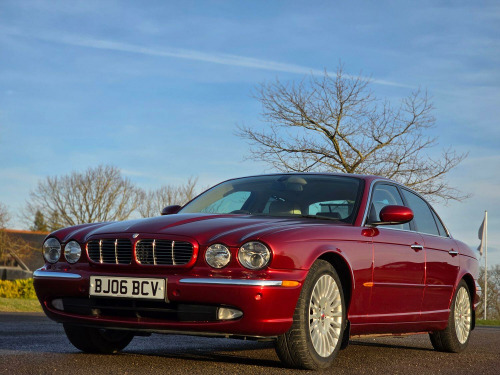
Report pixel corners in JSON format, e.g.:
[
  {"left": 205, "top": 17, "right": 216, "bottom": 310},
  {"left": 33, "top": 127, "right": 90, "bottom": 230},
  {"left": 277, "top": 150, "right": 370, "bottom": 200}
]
[
  {"left": 217, "top": 307, "right": 243, "bottom": 320},
  {"left": 51, "top": 298, "right": 64, "bottom": 311}
]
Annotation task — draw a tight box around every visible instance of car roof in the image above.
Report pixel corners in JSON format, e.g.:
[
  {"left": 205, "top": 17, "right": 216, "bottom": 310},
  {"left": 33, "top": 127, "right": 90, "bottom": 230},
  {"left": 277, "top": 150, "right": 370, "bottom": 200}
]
[{"left": 222, "top": 172, "right": 391, "bottom": 184}]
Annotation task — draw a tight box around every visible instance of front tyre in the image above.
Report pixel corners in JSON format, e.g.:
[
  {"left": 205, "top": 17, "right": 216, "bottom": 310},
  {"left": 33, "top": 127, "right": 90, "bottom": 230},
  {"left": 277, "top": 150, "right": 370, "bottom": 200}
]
[
  {"left": 429, "top": 280, "right": 472, "bottom": 352},
  {"left": 63, "top": 324, "right": 134, "bottom": 354},
  {"left": 275, "top": 260, "right": 345, "bottom": 370}
]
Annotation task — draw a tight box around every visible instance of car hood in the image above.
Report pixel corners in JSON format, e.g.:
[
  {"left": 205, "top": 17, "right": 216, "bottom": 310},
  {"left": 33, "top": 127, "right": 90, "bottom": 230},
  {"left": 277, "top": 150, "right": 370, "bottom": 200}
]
[{"left": 58, "top": 213, "right": 348, "bottom": 247}]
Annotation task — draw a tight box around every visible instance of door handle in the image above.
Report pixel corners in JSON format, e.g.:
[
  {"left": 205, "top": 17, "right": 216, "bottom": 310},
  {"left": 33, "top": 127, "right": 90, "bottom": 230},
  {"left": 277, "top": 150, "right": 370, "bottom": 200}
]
[
  {"left": 448, "top": 250, "right": 459, "bottom": 256},
  {"left": 410, "top": 244, "right": 424, "bottom": 251}
]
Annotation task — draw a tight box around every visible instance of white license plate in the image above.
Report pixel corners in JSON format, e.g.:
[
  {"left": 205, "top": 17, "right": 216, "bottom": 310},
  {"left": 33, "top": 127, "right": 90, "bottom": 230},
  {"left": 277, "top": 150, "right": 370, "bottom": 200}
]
[{"left": 89, "top": 276, "right": 166, "bottom": 300}]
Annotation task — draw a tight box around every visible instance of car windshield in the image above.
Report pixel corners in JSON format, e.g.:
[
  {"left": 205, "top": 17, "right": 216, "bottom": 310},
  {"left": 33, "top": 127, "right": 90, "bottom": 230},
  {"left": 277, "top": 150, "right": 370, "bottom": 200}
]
[{"left": 179, "top": 174, "right": 363, "bottom": 224}]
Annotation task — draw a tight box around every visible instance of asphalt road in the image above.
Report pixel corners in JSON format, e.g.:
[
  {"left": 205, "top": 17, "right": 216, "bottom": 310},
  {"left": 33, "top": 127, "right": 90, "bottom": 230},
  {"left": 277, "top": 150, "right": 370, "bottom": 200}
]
[{"left": 1, "top": 313, "right": 498, "bottom": 375}]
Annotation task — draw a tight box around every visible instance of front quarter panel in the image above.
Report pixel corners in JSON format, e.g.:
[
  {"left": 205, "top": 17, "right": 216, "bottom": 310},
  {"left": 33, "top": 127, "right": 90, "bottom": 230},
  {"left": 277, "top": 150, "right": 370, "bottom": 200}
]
[{"left": 262, "top": 225, "right": 374, "bottom": 319}]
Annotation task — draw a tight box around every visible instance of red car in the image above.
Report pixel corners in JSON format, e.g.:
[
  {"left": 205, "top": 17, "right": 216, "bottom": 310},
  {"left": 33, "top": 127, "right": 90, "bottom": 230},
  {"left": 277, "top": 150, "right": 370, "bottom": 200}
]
[{"left": 34, "top": 174, "right": 480, "bottom": 370}]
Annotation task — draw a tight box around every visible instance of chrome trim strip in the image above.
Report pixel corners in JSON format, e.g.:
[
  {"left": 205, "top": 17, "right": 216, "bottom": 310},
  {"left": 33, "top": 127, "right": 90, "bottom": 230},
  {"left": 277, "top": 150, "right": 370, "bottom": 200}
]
[
  {"left": 33, "top": 269, "right": 82, "bottom": 279},
  {"left": 179, "top": 278, "right": 283, "bottom": 286}
]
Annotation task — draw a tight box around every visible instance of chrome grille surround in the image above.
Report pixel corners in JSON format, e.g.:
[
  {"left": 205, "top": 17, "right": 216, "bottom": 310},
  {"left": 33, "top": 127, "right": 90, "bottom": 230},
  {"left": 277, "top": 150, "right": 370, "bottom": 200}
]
[
  {"left": 136, "top": 239, "right": 194, "bottom": 266},
  {"left": 87, "top": 239, "right": 132, "bottom": 265}
]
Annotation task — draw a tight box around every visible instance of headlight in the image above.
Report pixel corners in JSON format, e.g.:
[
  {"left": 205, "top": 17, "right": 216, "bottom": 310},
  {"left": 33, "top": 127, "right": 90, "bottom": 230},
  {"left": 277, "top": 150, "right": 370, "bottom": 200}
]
[
  {"left": 205, "top": 244, "right": 231, "bottom": 268},
  {"left": 43, "top": 238, "right": 61, "bottom": 263},
  {"left": 238, "top": 241, "right": 271, "bottom": 270},
  {"left": 64, "top": 240, "right": 81, "bottom": 264}
]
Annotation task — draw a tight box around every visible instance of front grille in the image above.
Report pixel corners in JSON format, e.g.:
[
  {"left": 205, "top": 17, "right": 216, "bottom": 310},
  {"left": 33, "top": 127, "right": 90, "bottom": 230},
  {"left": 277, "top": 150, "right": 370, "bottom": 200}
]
[
  {"left": 136, "top": 239, "right": 193, "bottom": 265},
  {"left": 87, "top": 239, "right": 132, "bottom": 264}
]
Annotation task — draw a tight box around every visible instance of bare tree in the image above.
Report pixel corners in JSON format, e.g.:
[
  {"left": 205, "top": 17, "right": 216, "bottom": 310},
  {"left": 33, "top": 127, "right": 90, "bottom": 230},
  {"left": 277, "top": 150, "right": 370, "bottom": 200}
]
[
  {"left": 138, "top": 177, "right": 199, "bottom": 218},
  {"left": 237, "top": 65, "right": 467, "bottom": 202},
  {"left": 0, "top": 203, "right": 9, "bottom": 229},
  {"left": 25, "top": 165, "right": 145, "bottom": 227}
]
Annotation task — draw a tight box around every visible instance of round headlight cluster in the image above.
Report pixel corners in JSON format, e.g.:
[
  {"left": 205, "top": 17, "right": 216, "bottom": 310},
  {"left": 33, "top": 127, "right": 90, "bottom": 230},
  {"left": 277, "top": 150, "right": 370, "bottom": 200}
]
[
  {"left": 43, "top": 238, "right": 61, "bottom": 263},
  {"left": 238, "top": 241, "right": 271, "bottom": 270},
  {"left": 205, "top": 244, "right": 231, "bottom": 268},
  {"left": 64, "top": 240, "right": 82, "bottom": 264}
]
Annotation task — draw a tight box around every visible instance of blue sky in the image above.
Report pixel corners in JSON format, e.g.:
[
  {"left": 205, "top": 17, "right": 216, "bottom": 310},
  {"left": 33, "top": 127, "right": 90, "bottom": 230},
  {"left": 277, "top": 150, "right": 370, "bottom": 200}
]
[{"left": 0, "top": 0, "right": 499, "bottom": 265}]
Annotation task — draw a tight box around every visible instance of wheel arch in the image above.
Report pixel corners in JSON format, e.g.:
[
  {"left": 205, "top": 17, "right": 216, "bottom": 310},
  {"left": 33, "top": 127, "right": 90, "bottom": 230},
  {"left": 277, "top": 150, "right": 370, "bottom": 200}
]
[
  {"left": 460, "top": 273, "right": 476, "bottom": 330},
  {"left": 316, "top": 252, "right": 354, "bottom": 314}
]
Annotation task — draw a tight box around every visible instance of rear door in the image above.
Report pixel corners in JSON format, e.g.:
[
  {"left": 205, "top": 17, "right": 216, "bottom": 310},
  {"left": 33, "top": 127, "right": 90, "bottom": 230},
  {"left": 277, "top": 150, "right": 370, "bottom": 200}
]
[{"left": 400, "top": 189, "right": 459, "bottom": 322}]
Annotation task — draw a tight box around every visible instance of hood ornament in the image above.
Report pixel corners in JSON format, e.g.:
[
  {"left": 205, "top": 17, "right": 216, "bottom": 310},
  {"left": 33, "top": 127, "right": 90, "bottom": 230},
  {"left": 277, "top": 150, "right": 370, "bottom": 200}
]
[{"left": 132, "top": 233, "right": 139, "bottom": 238}]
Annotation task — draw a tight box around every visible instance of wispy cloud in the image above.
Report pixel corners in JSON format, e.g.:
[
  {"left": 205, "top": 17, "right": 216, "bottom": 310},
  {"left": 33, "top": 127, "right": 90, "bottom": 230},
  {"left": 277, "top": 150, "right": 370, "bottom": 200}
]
[{"left": 3, "top": 28, "right": 410, "bottom": 88}]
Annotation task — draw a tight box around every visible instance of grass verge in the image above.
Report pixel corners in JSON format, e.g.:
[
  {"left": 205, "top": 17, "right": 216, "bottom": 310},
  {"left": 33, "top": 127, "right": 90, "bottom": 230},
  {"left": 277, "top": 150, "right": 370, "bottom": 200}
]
[
  {"left": 0, "top": 297, "right": 42, "bottom": 312},
  {"left": 476, "top": 319, "right": 500, "bottom": 326}
]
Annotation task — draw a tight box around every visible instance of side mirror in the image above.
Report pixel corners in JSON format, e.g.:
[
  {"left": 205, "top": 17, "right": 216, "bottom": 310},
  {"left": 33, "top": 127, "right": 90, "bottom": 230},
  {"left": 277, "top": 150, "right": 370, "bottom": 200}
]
[
  {"left": 161, "top": 205, "right": 182, "bottom": 215},
  {"left": 372, "top": 205, "right": 414, "bottom": 226}
]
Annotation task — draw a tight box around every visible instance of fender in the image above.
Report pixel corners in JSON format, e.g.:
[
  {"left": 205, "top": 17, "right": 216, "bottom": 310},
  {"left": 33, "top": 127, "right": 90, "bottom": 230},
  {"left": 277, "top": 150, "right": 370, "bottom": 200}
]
[
  {"left": 50, "top": 222, "right": 109, "bottom": 244},
  {"left": 304, "top": 244, "right": 360, "bottom": 317}
]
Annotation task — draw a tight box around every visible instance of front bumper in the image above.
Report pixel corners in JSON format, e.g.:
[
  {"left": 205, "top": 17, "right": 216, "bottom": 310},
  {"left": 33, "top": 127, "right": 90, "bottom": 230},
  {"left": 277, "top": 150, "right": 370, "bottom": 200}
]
[{"left": 34, "top": 267, "right": 306, "bottom": 337}]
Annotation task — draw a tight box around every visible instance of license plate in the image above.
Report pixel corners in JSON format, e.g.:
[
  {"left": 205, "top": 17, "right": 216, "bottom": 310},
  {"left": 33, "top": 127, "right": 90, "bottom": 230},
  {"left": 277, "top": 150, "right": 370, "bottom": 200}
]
[{"left": 89, "top": 276, "right": 166, "bottom": 300}]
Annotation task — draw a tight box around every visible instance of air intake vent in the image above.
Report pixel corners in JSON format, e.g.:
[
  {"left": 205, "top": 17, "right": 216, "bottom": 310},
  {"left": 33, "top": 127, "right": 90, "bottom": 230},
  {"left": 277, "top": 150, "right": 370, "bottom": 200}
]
[
  {"left": 136, "top": 239, "right": 193, "bottom": 266},
  {"left": 87, "top": 239, "right": 132, "bottom": 264}
]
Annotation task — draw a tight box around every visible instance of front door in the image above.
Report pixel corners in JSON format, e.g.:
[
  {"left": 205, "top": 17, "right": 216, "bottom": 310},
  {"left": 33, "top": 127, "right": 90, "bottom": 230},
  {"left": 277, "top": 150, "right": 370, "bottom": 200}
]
[{"left": 365, "top": 183, "right": 425, "bottom": 323}]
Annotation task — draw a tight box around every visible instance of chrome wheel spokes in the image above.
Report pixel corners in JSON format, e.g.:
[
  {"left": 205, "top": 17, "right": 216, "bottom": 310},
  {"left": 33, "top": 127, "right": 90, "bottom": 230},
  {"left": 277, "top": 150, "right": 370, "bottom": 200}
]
[
  {"left": 454, "top": 287, "right": 471, "bottom": 344},
  {"left": 308, "top": 274, "right": 342, "bottom": 357}
]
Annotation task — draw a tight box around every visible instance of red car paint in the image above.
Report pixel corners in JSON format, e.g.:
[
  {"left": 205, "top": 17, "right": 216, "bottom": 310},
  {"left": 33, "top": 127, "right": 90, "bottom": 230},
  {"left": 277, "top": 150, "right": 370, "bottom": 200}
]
[{"left": 34, "top": 174, "right": 479, "bottom": 338}]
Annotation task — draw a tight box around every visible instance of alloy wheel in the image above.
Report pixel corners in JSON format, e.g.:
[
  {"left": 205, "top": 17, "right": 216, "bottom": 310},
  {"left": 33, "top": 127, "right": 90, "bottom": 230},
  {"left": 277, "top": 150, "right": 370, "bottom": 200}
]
[
  {"left": 454, "top": 286, "right": 471, "bottom": 344},
  {"left": 308, "top": 274, "right": 343, "bottom": 357}
]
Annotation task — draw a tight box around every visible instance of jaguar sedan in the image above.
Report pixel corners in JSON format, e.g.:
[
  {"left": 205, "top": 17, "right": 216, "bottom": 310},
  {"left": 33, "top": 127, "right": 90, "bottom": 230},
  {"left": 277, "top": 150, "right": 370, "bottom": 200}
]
[{"left": 34, "top": 173, "right": 480, "bottom": 370}]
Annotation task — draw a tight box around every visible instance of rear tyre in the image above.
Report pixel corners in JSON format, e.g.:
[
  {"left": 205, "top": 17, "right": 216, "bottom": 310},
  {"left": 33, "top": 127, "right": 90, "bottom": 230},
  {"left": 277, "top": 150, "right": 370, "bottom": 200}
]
[
  {"left": 275, "top": 260, "right": 345, "bottom": 370},
  {"left": 429, "top": 280, "right": 472, "bottom": 353},
  {"left": 63, "top": 324, "right": 134, "bottom": 354}
]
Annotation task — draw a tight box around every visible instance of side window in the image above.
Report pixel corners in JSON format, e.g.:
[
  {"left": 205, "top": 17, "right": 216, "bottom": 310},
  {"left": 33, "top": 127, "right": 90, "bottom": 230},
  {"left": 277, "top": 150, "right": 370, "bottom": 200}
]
[
  {"left": 368, "top": 184, "right": 410, "bottom": 230},
  {"left": 401, "top": 189, "right": 439, "bottom": 236},
  {"left": 201, "top": 191, "right": 251, "bottom": 213},
  {"left": 431, "top": 209, "right": 448, "bottom": 237}
]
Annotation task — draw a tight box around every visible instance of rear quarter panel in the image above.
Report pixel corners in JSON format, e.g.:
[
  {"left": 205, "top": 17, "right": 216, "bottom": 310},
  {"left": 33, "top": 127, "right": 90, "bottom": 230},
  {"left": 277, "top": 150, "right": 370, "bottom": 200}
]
[{"left": 455, "top": 239, "right": 480, "bottom": 308}]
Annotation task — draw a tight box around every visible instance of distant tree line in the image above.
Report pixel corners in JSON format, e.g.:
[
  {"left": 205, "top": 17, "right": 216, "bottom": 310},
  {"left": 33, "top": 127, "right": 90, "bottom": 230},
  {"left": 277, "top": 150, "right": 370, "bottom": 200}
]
[
  {"left": 23, "top": 165, "right": 201, "bottom": 232},
  {"left": 477, "top": 266, "right": 500, "bottom": 321}
]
